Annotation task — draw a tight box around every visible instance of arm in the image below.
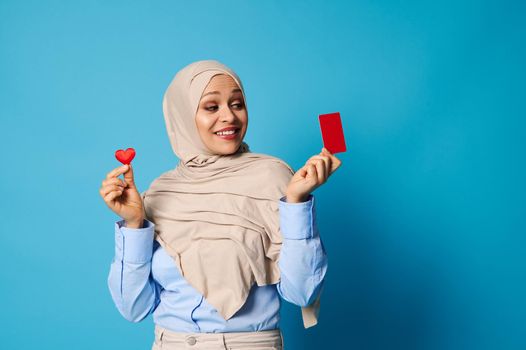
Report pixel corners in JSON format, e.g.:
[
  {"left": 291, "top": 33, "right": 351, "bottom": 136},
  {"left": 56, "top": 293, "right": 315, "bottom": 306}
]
[
  {"left": 276, "top": 194, "right": 328, "bottom": 307},
  {"left": 107, "top": 218, "right": 161, "bottom": 322}
]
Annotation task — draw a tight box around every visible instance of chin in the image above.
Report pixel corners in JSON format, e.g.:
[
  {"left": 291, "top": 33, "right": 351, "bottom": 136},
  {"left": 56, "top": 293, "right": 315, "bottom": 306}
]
[{"left": 214, "top": 142, "right": 242, "bottom": 155}]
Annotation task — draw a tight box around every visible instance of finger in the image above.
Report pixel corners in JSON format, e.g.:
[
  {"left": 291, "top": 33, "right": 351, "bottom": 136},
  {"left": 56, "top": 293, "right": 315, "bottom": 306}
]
[
  {"left": 307, "top": 155, "right": 330, "bottom": 167},
  {"left": 101, "top": 184, "right": 125, "bottom": 198},
  {"left": 296, "top": 167, "right": 308, "bottom": 178},
  {"left": 106, "top": 164, "right": 129, "bottom": 180},
  {"left": 309, "top": 155, "right": 331, "bottom": 177},
  {"left": 306, "top": 158, "right": 330, "bottom": 182},
  {"left": 107, "top": 184, "right": 125, "bottom": 192},
  {"left": 306, "top": 159, "right": 325, "bottom": 180},
  {"left": 321, "top": 148, "right": 342, "bottom": 173},
  {"left": 314, "top": 158, "right": 326, "bottom": 183},
  {"left": 104, "top": 189, "right": 123, "bottom": 203},
  {"left": 321, "top": 147, "right": 339, "bottom": 162},
  {"left": 306, "top": 163, "right": 318, "bottom": 182},
  {"left": 102, "top": 178, "right": 127, "bottom": 188},
  {"left": 123, "top": 163, "right": 136, "bottom": 187},
  {"left": 107, "top": 177, "right": 127, "bottom": 187}
]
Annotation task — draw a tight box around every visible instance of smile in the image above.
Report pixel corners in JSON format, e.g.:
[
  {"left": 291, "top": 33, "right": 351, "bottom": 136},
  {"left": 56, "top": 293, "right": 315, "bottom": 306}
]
[{"left": 214, "top": 128, "right": 240, "bottom": 140}]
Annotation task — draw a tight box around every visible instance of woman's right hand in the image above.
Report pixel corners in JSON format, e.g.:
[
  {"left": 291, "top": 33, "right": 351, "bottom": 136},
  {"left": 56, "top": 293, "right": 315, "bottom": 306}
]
[{"left": 99, "top": 163, "right": 145, "bottom": 228}]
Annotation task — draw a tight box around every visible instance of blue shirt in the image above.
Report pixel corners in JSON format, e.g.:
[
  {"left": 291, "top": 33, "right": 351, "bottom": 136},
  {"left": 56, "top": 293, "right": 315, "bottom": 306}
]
[{"left": 107, "top": 194, "right": 328, "bottom": 333}]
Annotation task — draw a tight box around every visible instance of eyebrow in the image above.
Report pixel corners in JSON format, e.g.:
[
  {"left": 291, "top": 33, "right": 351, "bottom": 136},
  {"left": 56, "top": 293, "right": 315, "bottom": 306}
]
[{"left": 201, "top": 88, "right": 242, "bottom": 98}]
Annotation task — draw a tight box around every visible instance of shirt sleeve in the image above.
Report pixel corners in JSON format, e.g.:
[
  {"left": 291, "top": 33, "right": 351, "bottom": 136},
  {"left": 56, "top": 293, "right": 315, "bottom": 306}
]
[
  {"left": 276, "top": 194, "right": 328, "bottom": 307},
  {"left": 107, "top": 218, "right": 161, "bottom": 322}
]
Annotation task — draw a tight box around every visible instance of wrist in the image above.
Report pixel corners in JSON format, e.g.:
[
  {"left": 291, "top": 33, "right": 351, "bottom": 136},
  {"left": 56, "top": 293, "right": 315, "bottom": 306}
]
[
  {"left": 285, "top": 193, "right": 309, "bottom": 203},
  {"left": 125, "top": 218, "right": 144, "bottom": 229}
]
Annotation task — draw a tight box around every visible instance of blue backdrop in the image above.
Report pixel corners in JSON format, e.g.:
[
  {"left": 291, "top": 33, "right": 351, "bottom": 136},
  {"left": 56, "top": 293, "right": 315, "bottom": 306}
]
[{"left": 1, "top": 1, "right": 525, "bottom": 349}]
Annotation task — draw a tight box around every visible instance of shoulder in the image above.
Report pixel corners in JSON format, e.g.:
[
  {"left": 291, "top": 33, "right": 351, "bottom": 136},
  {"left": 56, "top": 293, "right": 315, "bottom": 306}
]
[
  {"left": 141, "top": 168, "right": 176, "bottom": 200},
  {"left": 245, "top": 152, "right": 295, "bottom": 177}
]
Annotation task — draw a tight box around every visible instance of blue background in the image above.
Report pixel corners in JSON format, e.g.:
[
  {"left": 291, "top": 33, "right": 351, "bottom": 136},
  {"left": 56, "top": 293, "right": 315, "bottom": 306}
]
[{"left": 1, "top": 0, "right": 525, "bottom": 349}]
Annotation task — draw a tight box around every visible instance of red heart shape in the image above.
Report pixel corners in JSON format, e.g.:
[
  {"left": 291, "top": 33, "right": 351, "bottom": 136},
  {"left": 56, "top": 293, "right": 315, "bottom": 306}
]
[{"left": 115, "top": 147, "right": 136, "bottom": 165}]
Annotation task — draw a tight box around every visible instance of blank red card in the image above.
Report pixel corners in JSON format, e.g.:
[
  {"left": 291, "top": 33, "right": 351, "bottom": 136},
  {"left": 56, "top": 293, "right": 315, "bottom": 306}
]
[{"left": 319, "top": 112, "right": 347, "bottom": 153}]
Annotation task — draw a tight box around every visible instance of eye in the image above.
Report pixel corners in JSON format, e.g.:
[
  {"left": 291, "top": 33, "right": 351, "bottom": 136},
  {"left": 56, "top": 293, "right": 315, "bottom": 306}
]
[
  {"left": 205, "top": 105, "right": 218, "bottom": 112},
  {"left": 231, "top": 102, "right": 244, "bottom": 109}
]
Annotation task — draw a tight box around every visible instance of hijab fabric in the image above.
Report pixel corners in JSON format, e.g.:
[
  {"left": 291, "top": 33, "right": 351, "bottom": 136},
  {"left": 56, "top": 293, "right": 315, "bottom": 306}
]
[{"left": 141, "top": 60, "right": 321, "bottom": 328}]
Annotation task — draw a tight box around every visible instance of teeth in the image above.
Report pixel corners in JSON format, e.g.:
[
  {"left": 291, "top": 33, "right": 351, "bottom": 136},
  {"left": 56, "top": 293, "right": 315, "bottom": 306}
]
[{"left": 216, "top": 129, "right": 237, "bottom": 136}]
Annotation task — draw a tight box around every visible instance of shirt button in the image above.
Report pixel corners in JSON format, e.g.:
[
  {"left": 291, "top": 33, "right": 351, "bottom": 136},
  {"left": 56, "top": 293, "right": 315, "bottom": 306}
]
[{"left": 186, "top": 336, "right": 197, "bottom": 345}]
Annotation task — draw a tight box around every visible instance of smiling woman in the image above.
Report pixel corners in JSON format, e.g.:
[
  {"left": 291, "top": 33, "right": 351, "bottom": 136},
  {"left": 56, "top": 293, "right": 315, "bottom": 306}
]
[
  {"left": 195, "top": 74, "right": 249, "bottom": 155},
  {"left": 101, "top": 60, "right": 338, "bottom": 350}
]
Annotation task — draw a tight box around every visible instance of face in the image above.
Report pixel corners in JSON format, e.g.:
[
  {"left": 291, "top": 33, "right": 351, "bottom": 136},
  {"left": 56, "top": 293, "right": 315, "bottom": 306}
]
[{"left": 195, "top": 74, "right": 248, "bottom": 155}]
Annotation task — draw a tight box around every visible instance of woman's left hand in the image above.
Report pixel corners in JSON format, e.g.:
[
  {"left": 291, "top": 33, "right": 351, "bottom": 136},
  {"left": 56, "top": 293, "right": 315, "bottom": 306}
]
[{"left": 285, "top": 147, "right": 342, "bottom": 203}]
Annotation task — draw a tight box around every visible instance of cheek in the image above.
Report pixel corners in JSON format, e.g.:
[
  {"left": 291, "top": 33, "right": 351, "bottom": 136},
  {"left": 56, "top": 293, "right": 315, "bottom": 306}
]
[
  {"left": 195, "top": 115, "right": 212, "bottom": 134},
  {"left": 239, "top": 111, "right": 248, "bottom": 124}
]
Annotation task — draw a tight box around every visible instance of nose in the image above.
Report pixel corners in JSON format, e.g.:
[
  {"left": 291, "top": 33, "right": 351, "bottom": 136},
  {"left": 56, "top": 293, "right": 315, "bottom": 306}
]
[{"left": 219, "top": 105, "right": 237, "bottom": 123}]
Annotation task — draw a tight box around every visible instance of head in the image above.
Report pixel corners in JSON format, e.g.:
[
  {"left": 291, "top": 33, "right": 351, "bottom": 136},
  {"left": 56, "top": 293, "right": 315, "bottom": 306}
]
[
  {"left": 195, "top": 74, "right": 248, "bottom": 156},
  {"left": 162, "top": 60, "right": 250, "bottom": 165}
]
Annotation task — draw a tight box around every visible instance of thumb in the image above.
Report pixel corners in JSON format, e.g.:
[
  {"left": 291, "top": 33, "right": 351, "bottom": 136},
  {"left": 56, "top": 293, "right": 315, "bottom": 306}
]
[{"left": 123, "top": 163, "right": 136, "bottom": 186}]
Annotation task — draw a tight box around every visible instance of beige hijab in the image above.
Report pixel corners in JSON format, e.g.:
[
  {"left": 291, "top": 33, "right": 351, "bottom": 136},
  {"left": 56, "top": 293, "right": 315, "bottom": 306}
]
[{"left": 141, "top": 60, "right": 321, "bottom": 328}]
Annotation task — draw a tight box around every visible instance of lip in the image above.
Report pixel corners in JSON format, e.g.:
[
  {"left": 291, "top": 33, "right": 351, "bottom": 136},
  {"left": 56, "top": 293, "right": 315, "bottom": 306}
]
[
  {"left": 214, "top": 128, "right": 240, "bottom": 140},
  {"left": 214, "top": 126, "right": 239, "bottom": 133}
]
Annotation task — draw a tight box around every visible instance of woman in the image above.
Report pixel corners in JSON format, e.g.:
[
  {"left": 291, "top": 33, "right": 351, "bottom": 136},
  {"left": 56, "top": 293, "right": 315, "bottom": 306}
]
[{"left": 100, "top": 60, "right": 341, "bottom": 349}]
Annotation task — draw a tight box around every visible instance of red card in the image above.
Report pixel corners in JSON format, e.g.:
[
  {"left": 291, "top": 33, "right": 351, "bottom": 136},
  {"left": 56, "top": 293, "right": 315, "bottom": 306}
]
[{"left": 319, "top": 112, "right": 346, "bottom": 153}]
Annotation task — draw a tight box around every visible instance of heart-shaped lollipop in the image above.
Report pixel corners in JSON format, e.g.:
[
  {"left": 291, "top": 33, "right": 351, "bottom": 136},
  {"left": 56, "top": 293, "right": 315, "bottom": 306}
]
[{"left": 115, "top": 147, "right": 136, "bottom": 165}]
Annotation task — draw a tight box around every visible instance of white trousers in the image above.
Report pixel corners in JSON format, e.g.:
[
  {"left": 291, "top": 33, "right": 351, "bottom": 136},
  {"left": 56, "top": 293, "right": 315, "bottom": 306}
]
[{"left": 151, "top": 325, "right": 284, "bottom": 350}]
